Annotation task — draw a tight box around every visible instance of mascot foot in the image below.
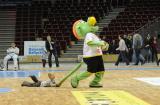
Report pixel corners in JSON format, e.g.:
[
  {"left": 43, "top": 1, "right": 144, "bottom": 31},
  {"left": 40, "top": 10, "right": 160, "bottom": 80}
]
[
  {"left": 89, "top": 72, "right": 104, "bottom": 88},
  {"left": 71, "top": 72, "right": 92, "bottom": 88},
  {"left": 89, "top": 83, "right": 103, "bottom": 88}
]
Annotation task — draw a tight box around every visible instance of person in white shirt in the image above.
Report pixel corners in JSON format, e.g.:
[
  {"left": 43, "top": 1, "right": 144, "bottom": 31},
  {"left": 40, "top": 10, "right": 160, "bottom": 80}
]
[
  {"left": 2, "top": 43, "right": 19, "bottom": 70},
  {"left": 115, "top": 35, "right": 129, "bottom": 66}
]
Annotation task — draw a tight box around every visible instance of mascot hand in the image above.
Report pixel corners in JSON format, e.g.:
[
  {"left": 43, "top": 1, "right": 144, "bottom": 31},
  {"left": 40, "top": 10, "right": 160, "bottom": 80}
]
[
  {"left": 88, "top": 41, "right": 105, "bottom": 46},
  {"left": 100, "top": 41, "right": 106, "bottom": 46},
  {"left": 101, "top": 41, "right": 109, "bottom": 51}
]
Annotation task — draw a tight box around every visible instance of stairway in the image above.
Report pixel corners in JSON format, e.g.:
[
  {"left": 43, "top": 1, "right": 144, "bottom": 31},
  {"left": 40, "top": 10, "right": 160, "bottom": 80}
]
[
  {"left": 59, "top": 8, "right": 125, "bottom": 63},
  {"left": 0, "top": 9, "right": 16, "bottom": 59},
  {"left": 59, "top": 40, "right": 83, "bottom": 63},
  {"left": 97, "top": 8, "right": 125, "bottom": 34}
]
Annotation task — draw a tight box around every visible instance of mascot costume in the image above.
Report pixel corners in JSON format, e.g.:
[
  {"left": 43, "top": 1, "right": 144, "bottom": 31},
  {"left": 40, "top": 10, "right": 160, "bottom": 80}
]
[{"left": 71, "top": 16, "right": 109, "bottom": 88}]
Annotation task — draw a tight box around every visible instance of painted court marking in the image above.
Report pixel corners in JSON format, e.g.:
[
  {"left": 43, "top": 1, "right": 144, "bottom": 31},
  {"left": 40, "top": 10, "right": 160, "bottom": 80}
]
[
  {"left": 0, "top": 66, "right": 160, "bottom": 78},
  {"left": 0, "top": 88, "right": 14, "bottom": 93},
  {"left": 72, "top": 91, "right": 151, "bottom": 105},
  {"left": 135, "top": 77, "right": 160, "bottom": 86},
  {"left": 0, "top": 69, "right": 71, "bottom": 78},
  {"left": 106, "top": 67, "right": 160, "bottom": 70},
  {"left": 0, "top": 71, "right": 40, "bottom": 78}
]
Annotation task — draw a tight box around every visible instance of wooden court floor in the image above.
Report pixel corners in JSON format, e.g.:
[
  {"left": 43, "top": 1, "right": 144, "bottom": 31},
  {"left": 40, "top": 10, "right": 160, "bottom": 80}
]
[{"left": 0, "top": 64, "right": 160, "bottom": 105}]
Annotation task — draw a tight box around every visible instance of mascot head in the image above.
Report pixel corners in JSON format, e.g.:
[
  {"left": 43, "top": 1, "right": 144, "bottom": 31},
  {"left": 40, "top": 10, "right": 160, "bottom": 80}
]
[{"left": 72, "top": 16, "right": 99, "bottom": 40}]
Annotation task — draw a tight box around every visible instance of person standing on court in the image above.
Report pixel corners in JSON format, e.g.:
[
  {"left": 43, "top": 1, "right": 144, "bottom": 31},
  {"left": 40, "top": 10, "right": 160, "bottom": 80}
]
[
  {"left": 151, "top": 36, "right": 159, "bottom": 65},
  {"left": 115, "top": 35, "right": 129, "bottom": 66},
  {"left": 132, "top": 34, "right": 145, "bottom": 65},
  {"left": 45, "top": 35, "right": 59, "bottom": 67},
  {"left": 123, "top": 34, "right": 132, "bottom": 61}
]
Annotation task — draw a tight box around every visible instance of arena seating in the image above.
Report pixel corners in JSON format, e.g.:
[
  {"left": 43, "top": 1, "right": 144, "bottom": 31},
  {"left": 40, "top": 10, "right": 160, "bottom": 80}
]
[
  {"left": 15, "top": 0, "right": 111, "bottom": 55},
  {"left": 100, "top": 0, "right": 160, "bottom": 41}
]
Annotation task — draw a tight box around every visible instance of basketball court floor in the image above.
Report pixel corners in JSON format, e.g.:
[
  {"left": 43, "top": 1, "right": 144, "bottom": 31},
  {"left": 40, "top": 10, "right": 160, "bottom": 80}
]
[{"left": 0, "top": 63, "right": 160, "bottom": 105}]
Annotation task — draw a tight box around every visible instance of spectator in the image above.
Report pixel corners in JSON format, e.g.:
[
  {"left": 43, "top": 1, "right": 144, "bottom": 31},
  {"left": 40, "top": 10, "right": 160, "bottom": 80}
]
[
  {"left": 123, "top": 35, "right": 131, "bottom": 48},
  {"left": 115, "top": 35, "right": 129, "bottom": 66},
  {"left": 127, "top": 35, "right": 133, "bottom": 61},
  {"left": 1, "top": 43, "right": 19, "bottom": 71},
  {"left": 108, "top": 40, "right": 118, "bottom": 54},
  {"left": 41, "top": 50, "right": 48, "bottom": 68},
  {"left": 144, "top": 34, "right": 152, "bottom": 62},
  {"left": 45, "top": 35, "right": 59, "bottom": 67},
  {"left": 101, "top": 36, "right": 109, "bottom": 54},
  {"left": 151, "top": 36, "right": 158, "bottom": 62},
  {"left": 132, "top": 34, "right": 145, "bottom": 65},
  {"left": 150, "top": 36, "right": 160, "bottom": 65}
]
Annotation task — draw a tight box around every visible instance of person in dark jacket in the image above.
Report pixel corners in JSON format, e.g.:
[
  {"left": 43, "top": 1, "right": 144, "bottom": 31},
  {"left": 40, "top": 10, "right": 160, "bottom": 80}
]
[
  {"left": 45, "top": 35, "right": 59, "bottom": 67},
  {"left": 127, "top": 35, "right": 133, "bottom": 62},
  {"left": 150, "top": 36, "right": 160, "bottom": 66},
  {"left": 124, "top": 35, "right": 132, "bottom": 61},
  {"left": 144, "top": 34, "right": 152, "bottom": 62},
  {"left": 108, "top": 40, "right": 118, "bottom": 54}
]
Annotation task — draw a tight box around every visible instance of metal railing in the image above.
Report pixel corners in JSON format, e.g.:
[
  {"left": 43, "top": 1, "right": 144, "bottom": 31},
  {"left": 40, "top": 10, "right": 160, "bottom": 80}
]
[{"left": 130, "top": 16, "right": 160, "bottom": 37}]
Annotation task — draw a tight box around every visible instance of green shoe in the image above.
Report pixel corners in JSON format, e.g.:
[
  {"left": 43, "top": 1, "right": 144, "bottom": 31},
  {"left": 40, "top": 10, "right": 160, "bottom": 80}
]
[
  {"left": 89, "top": 72, "right": 104, "bottom": 88},
  {"left": 71, "top": 76, "right": 79, "bottom": 88},
  {"left": 71, "top": 71, "right": 92, "bottom": 88},
  {"left": 89, "top": 83, "right": 103, "bottom": 88}
]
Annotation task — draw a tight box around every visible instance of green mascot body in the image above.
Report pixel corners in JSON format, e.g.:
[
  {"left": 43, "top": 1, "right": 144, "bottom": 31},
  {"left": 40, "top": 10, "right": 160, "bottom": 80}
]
[{"left": 71, "top": 16, "right": 108, "bottom": 88}]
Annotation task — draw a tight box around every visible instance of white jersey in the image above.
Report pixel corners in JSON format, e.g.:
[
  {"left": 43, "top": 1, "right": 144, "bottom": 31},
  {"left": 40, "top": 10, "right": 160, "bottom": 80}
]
[
  {"left": 7, "top": 47, "right": 19, "bottom": 55},
  {"left": 40, "top": 79, "right": 56, "bottom": 87},
  {"left": 116, "top": 39, "right": 128, "bottom": 51},
  {"left": 83, "top": 33, "right": 103, "bottom": 58}
]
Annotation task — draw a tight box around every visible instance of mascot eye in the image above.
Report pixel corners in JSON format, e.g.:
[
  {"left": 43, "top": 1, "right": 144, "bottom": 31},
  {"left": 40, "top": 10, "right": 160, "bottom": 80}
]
[{"left": 78, "top": 26, "right": 80, "bottom": 29}]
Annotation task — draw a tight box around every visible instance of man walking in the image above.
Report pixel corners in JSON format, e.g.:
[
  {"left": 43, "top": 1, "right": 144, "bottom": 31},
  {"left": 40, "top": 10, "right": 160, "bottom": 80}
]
[{"left": 115, "top": 35, "right": 129, "bottom": 66}]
